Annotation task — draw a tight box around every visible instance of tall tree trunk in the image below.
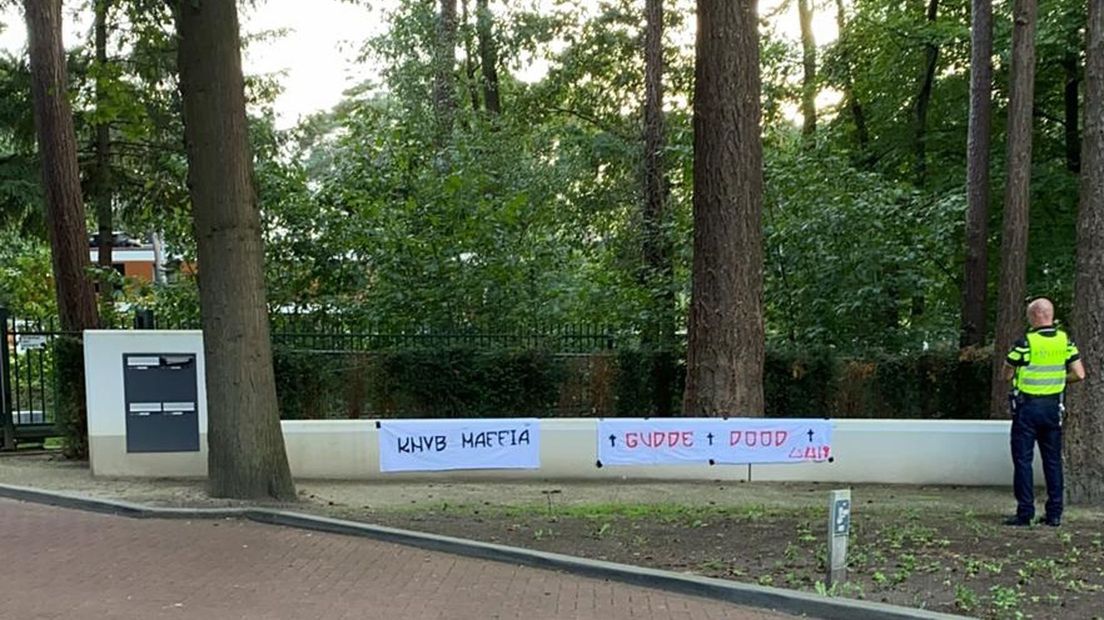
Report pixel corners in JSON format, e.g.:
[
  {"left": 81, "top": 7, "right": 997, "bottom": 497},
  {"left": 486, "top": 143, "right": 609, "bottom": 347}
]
[
  {"left": 476, "top": 0, "right": 501, "bottom": 115},
  {"left": 798, "top": 0, "right": 817, "bottom": 136},
  {"left": 94, "top": 0, "right": 114, "bottom": 303},
  {"left": 24, "top": 0, "right": 99, "bottom": 333},
  {"left": 25, "top": 0, "right": 101, "bottom": 460},
  {"left": 642, "top": 0, "right": 675, "bottom": 416},
  {"left": 173, "top": 0, "right": 296, "bottom": 501},
  {"left": 1067, "top": 0, "right": 1104, "bottom": 505},
  {"left": 461, "top": 0, "right": 481, "bottom": 111},
  {"left": 434, "top": 0, "right": 459, "bottom": 142},
  {"left": 990, "top": 0, "right": 1038, "bottom": 419},
  {"left": 915, "top": 0, "right": 941, "bottom": 185},
  {"left": 834, "top": 0, "right": 869, "bottom": 148},
  {"left": 683, "top": 0, "right": 765, "bottom": 417},
  {"left": 1064, "top": 51, "right": 1081, "bottom": 173},
  {"left": 960, "top": 0, "right": 994, "bottom": 348}
]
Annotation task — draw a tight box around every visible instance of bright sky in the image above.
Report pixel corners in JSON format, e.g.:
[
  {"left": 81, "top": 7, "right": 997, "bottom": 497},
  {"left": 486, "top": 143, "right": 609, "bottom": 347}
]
[{"left": 0, "top": 0, "right": 839, "bottom": 130}]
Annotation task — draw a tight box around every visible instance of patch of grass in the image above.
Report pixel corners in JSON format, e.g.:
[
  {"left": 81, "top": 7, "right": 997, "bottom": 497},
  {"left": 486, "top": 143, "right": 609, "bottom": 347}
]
[
  {"left": 815, "top": 581, "right": 865, "bottom": 599},
  {"left": 1020, "top": 558, "right": 1066, "bottom": 584},
  {"left": 697, "top": 559, "right": 748, "bottom": 578},
  {"left": 847, "top": 547, "right": 869, "bottom": 568},
  {"left": 922, "top": 559, "right": 943, "bottom": 574},
  {"left": 741, "top": 505, "right": 768, "bottom": 522},
  {"left": 990, "top": 584, "right": 1024, "bottom": 615},
  {"left": 499, "top": 502, "right": 729, "bottom": 522},
  {"left": 795, "top": 522, "right": 816, "bottom": 544},
  {"left": 879, "top": 522, "right": 938, "bottom": 551},
  {"left": 697, "top": 559, "right": 726, "bottom": 573},
  {"left": 783, "top": 542, "right": 802, "bottom": 563},
  {"left": 983, "top": 560, "right": 1004, "bottom": 576},
  {"left": 892, "top": 553, "right": 917, "bottom": 584}
]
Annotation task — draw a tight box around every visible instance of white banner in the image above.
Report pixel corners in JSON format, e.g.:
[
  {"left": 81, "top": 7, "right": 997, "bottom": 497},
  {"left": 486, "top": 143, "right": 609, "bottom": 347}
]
[
  {"left": 597, "top": 418, "right": 833, "bottom": 467},
  {"left": 379, "top": 419, "right": 540, "bottom": 473}
]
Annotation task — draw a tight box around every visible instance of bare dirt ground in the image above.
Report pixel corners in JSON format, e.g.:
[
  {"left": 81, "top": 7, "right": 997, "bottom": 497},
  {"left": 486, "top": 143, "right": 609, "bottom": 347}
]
[{"left": 2, "top": 454, "right": 1101, "bottom": 619}]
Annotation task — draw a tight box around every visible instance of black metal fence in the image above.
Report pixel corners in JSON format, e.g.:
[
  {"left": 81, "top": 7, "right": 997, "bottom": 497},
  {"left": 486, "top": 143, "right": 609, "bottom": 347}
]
[
  {"left": 0, "top": 307, "right": 622, "bottom": 448},
  {"left": 0, "top": 310, "right": 73, "bottom": 449},
  {"left": 154, "top": 310, "right": 622, "bottom": 353},
  {"left": 270, "top": 323, "right": 619, "bottom": 354}
]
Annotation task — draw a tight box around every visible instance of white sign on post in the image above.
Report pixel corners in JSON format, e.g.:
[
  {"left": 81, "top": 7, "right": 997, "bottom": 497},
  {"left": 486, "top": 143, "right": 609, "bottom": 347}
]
[
  {"left": 16, "top": 335, "right": 48, "bottom": 353},
  {"left": 378, "top": 418, "right": 540, "bottom": 473},
  {"left": 597, "top": 418, "right": 833, "bottom": 467}
]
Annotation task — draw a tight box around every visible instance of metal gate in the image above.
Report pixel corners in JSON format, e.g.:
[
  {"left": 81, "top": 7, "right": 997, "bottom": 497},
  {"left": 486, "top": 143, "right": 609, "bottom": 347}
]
[{"left": 0, "top": 309, "right": 67, "bottom": 450}]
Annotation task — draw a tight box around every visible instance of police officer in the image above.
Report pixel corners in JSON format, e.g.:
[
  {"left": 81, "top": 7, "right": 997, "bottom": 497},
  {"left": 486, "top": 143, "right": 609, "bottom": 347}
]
[{"left": 1002, "top": 298, "right": 1086, "bottom": 527}]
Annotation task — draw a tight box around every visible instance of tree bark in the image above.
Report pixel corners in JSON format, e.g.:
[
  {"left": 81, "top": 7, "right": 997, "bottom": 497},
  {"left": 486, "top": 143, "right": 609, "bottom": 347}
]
[
  {"left": 914, "top": 0, "right": 941, "bottom": 185},
  {"left": 173, "top": 0, "right": 296, "bottom": 501},
  {"left": 1064, "top": 52, "right": 1081, "bottom": 173},
  {"left": 94, "top": 0, "right": 114, "bottom": 303},
  {"left": 1066, "top": 0, "right": 1104, "bottom": 505},
  {"left": 684, "top": 0, "right": 765, "bottom": 417},
  {"left": 461, "top": 0, "right": 481, "bottom": 111},
  {"left": 834, "top": 0, "right": 869, "bottom": 148},
  {"left": 476, "top": 0, "right": 501, "bottom": 115},
  {"left": 797, "top": 0, "right": 817, "bottom": 136},
  {"left": 434, "top": 0, "right": 459, "bottom": 141},
  {"left": 642, "top": 0, "right": 675, "bottom": 415},
  {"left": 24, "top": 0, "right": 99, "bottom": 333},
  {"left": 960, "top": 0, "right": 994, "bottom": 348},
  {"left": 990, "top": 0, "right": 1038, "bottom": 419}
]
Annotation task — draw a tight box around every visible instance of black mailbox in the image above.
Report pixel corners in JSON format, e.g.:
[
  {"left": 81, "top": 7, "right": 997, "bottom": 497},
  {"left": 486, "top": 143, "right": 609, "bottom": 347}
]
[{"left": 123, "top": 353, "right": 200, "bottom": 453}]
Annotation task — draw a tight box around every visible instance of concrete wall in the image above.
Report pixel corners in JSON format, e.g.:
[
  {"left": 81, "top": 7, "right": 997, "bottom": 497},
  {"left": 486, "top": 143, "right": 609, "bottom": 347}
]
[
  {"left": 93, "top": 415, "right": 1033, "bottom": 486},
  {"left": 280, "top": 418, "right": 1029, "bottom": 486}
]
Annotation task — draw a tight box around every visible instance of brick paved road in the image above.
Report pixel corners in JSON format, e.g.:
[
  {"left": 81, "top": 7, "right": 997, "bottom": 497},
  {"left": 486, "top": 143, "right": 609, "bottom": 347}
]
[{"left": 0, "top": 499, "right": 798, "bottom": 620}]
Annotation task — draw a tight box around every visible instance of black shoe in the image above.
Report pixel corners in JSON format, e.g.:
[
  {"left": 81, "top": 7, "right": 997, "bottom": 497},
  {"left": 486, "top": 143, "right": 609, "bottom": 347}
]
[
  {"left": 1004, "top": 516, "right": 1033, "bottom": 527},
  {"left": 1042, "top": 516, "right": 1061, "bottom": 527}
]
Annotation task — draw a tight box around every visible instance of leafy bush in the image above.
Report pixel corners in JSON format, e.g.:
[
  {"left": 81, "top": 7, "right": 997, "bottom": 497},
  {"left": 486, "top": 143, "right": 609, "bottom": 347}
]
[
  {"left": 271, "top": 345, "right": 994, "bottom": 420},
  {"left": 273, "top": 347, "right": 567, "bottom": 419}
]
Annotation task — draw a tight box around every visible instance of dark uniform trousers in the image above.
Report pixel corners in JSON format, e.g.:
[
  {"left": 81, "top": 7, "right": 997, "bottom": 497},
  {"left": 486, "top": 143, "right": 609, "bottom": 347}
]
[{"left": 1010, "top": 394, "right": 1064, "bottom": 521}]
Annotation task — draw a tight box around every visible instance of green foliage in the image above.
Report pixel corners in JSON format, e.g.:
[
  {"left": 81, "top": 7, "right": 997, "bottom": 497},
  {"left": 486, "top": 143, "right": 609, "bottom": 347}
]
[
  {"left": 0, "top": 234, "right": 56, "bottom": 319},
  {"left": 0, "top": 0, "right": 1090, "bottom": 422},
  {"left": 273, "top": 347, "right": 567, "bottom": 420},
  {"left": 144, "top": 275, "right": 201, "bottom": 329},
  {"left": 0, "top": 52, "right": 42, "bottom": 235},
  {"left": 53, "top": 336, "right": 88, "bottom": 459},
  {"left": 764, "top": 347, "right": 839, "bottom": 418},
  {"left": 270, "top": 344, "right": 992, "bottom": 420},
  {"left": 265, "top": 0, "right": 1085, "bottom": 354},
  {"left": 764, "top": 130, "right": 965, "bottom": 351},
  {"left": 377, "top": 348, "right": 566, "bottom": 417},
  {"left": 614, "top": 349, "right": 682, "bottom": 416}
]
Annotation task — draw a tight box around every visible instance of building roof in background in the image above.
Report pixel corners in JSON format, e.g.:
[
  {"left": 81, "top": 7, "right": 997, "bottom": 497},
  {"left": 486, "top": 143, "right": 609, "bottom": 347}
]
[{"left": 89, "top": 232, "right": 147, "bottom": 249}]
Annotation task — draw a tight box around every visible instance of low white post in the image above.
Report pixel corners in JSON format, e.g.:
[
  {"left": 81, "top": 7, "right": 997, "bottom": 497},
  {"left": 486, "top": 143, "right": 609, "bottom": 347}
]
[{"left": 827, "top": 489, "right": 851, "bottom": 588}]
